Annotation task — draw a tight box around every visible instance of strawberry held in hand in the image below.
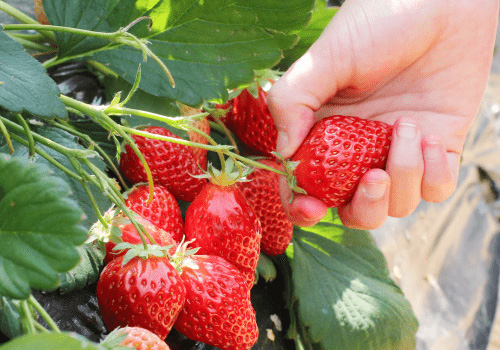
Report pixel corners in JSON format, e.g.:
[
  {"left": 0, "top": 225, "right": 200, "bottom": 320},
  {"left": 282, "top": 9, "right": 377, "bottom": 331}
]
[
  {"left": 120, "top": 126, "right": 207, "bottom": 202},
  {"left": 125, "top": 184, "right": 184, "bottom": 243},
  {"left": 174, "top": 254, "right": 258, "bottom": 350},
  {"left": 236, "top": 159, "right": 293, "bottom": 256},
  {"left": 184, "top": 159, "right": 262, "bottom": 288},
  {"left": 97, "top": 248, "right": 186, "bottom": 340},
  {"left": 290, "top": 115, "right": 393, "bottom": 208}
]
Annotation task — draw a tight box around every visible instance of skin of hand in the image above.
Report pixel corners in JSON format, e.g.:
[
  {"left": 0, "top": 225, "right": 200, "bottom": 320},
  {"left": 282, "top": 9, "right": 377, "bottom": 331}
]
[{"left": 267, "top": 0, "right": 499, "bottom": 229}]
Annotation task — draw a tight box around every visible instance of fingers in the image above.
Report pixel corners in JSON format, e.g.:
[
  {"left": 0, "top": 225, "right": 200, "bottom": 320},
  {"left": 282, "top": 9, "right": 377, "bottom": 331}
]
[
  {"left": 279, "top": 177, "right": 328, "bottom": 227},
  {"left": 337, "top": 118, "right": 459, "bottom": 229},
  {"left": 386, "top": 118, "right": 425, "bottom": 218},
  {"left": 337, "top": 169, "right": 391, "bottom": 230},
  {"left": 421, "top": 135, "right": 459, "bottom": 202}
]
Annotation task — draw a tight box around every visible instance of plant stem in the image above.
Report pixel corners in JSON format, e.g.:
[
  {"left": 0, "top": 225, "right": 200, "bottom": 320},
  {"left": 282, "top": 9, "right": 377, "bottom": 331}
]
[
  {"left": 2, "top": 23, "right": 117, "bottom": 41},
  {"left": 0, "top": 118, "right": 13, "bottom": 154},
  {"left": 60, "top": 95, "right": 156, "bottom": 203},
  {"left": 49, "top": 118, "right": 128, "bottom": 189},
  {"left": 9, "top": 32, "right": 49, "bottom": 43},
  {"left": 7, "top": 34, "right": 55, "bottom": 52},
  {"left": 20, "top": 300, "right": 36, "bottom": 334},
  {"left": 0, "top": 116, "right": 95, "bottom": 159},
  {"left": 230, "top": 152, "right": 287, "bottom": 176},
  {"left": 106, "top": 106, "right": 195, "bottom": 127},
  {"left": 6, "top": 132, "right": 82, "bottom": 181},
  {"left": 122, "top": 126, "right": 232, "bottom": 152},
  {"left": 0, "top": 1, "right": 55, "bottom": 41},
  {"left": 15, "top": 114, "right": 35, "bottom": 157},
  {"left": 28, "top": 295, "right": 60, "bottom": 333},
  {"left": 34, "top": 322, "right": 49, "bottom": 333}
]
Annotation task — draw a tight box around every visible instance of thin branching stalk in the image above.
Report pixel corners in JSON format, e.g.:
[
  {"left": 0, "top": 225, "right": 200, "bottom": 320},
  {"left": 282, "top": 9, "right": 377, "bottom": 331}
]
[{"left": 28, "top": 295, "right": 60, "bottom": 333}]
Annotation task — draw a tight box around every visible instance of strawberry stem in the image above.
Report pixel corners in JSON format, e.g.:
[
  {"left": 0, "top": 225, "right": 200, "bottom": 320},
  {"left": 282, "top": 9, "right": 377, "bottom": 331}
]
[
  {"left": 20, "top": 300, "right": 36, "bottom": 334},
  {"left": 28, "top": 295, "right": 61, "bottom": 333},
  {"left": 60, "top": 95, "right": 156, "bottom": 204},
  {"left": 0, "top": 118, "right": 14, "bottom": 154}
]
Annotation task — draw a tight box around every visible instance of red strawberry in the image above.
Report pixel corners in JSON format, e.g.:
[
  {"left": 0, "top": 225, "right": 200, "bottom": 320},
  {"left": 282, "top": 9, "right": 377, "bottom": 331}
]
[
  {"left": 291, "top": 115, "right": 393, "bottom": 207},
  {"left": 174, "top": 254, "right": 258, "bottom": 350},
  {"left": 120, "top": 126, "right": 207, "bottom": 202},
  {"left": 237, "top": 159, "right": 293, "bottom": 256},
  {"left": 220, "top": 87, "right": 278, "bottom": 157},
  {"left": 184, "top": 182, "right": 262, "bottom": 288},
  {"left": 97, "top": 253, "right": 186, "bottom": 340},
  {"left": 125, "top": 185, "right": 184, "bottom": 243},
  {"left": 104, "top": 213, "right": 178, "bottom": 264},
  {"left": 179, "top": 104, "right": 210, "bottom": 170},
  {"left": 103, "top": 326, "right": 171, "bottom": 350}
]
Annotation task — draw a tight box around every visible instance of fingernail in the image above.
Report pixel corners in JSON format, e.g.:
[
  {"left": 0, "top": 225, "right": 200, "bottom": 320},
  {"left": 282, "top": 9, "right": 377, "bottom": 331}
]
[
  {"left": 424, "top": 142, "right": 441, "bottom": 160},
  {"left": 362, "top": 182, "right": 387, "bottom": 200},
  {"left": 397, "top": 122, "right": 417, "bottom": 139},
  {"left": 276, "top": 130, "right": 290, "bottom": 155}
]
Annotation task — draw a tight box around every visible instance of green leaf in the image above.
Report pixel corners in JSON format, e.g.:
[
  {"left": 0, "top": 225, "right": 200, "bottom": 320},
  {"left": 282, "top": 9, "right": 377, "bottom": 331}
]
[
  {"left": 0, "top": 32, "right": 67, "bottom": 119},
  {"left": 43, "top": 0, "right": 315, "bottom": 106},
  {"left": 41, "top": 0, "right": 125, "bottom": 57},
  {"left": 55, "top": 243, "right": 105, "bottom": 294},
  {"left": 0, "top": 332, "right": 104, "bottom": 350},
  {"left": 289, "top": 209, "right": 418, "bottom": 350},
  {"left": 0, "top": 120, "right": 112, "bottom": 229},
  {"left": 0, "top": 154, "right": 87, "bottom": 299}
]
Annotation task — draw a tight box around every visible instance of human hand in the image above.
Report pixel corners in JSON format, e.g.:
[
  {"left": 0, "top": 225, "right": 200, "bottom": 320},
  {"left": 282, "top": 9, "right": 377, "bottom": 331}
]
[{"left": 267, "top": 0, "right": 498, "bottom": 229}]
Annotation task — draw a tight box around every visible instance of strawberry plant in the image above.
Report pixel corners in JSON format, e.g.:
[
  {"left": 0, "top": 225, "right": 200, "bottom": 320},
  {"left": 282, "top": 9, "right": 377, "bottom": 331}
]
[{"left": 0, "top": 1, "right": 418, "bottom": 349}]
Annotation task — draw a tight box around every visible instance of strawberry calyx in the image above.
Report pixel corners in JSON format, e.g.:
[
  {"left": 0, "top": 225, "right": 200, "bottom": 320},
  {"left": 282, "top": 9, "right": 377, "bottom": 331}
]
[
  {"left": 171, "top": 239, "right": 200, "bottom": 274},
  {"left": 88, "top": 206, "right": 162, "bottom": 250},
  {"left": 272, "top": 151, "right": 307, "bottom": 201},
  {"left": 87, "top": 207, "right": 122, "bottom": 244},
  {"left": 114, "top": 242, "right": 175, "bottom": 266},
  {"left": 192, "top": 157, "right": 253, "bottom": 187},
  {"left": 99, "top": 327, "right": 130, "bottom": 349}
]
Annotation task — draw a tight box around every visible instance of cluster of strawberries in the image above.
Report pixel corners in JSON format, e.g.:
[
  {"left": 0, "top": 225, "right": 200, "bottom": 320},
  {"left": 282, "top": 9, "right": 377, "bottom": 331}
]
[
  {"left": 95, "top": 82, "right": 394, "bottom": 349},
  {"left": 95, "top": 85, "right": 293, "bottom": 350}
]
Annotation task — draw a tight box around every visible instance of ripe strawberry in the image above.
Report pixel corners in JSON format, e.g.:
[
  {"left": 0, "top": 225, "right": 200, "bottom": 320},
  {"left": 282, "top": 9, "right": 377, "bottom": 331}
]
[
  {"left": 174, "top": 254, "right": 258, "bottom": 350},
  {"left": 104, "top": 213, "right": 178, "bottom": 264},
  {"left": 291, "top": 115, "right": 393, "bottom": 207},
  {"left": 179, "top": 104, "right": 210, "bottom": 170},
  {"left": 237, "top": 159, "right": 293, "bottom": 256},
  {"left": 125, "top": 185, "right": 184, "bottom": 243},
  {"left": 97, "top": 253, "right": 186, "bottom": 340},
  {"left": 219, "top": 86, "right": 278, "bottom": 157},
  {"left": 184, "top": 181, "right": 262, "bottom": 288},
  {"left": 103, "top": 326, "right": 171, "bottom": 350},
  {"left": 120, "top": 126, "right": 207, "bottom": 202}
]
